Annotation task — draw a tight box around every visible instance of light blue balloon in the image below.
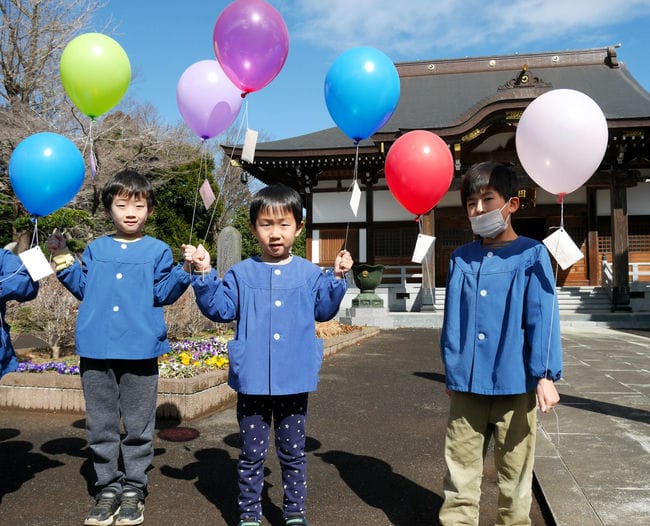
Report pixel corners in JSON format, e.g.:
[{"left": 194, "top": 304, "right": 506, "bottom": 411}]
[
  {"left": 324, "top": 47, "right": 400, "bottom": 142},
  {"left": 9, "top": 132, "right": 85, "bottom": 217}
]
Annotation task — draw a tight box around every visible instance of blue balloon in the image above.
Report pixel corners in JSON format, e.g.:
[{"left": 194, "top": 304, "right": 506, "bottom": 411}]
[
  {"left": 9, "top": 132, "right": 85, "bottom": 217},
  {"left": 324, "top": 47, "right": 400, "bottom": 142}
]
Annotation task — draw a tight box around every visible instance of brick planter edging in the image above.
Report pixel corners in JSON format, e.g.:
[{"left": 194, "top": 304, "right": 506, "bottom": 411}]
[{"left": 0, "top": 327, "right": 380, "bottom": 420}]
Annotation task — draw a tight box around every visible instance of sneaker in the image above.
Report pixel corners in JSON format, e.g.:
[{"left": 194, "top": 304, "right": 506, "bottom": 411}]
[
  {"left": 238, "top": 519, "right": 262, "bottom": 526},
  {"left": 285, "top": 514, "right": 309, "bottom": 526},
  {"left": 84, "top": 490, "right": 120, "bottom": 526},
  {"left": 115, "top": 490, "right": 145, "bottom": 526}
]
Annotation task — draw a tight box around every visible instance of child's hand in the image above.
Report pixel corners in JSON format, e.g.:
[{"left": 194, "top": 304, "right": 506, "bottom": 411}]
[
  {"left": 46, "top": 233, "right": 68, "bottom": 255},
  {"left": 536, "top": 378, "right": 560, "bottom": 413},
  {"left": 334, "top": 249, "right": 353, "bottom": 279},
  {"left": 181, "top": 244, "right": 197, "bottom": 273},
  {"left": 191, "top": 244, "right": 212, "bottom": 273}
]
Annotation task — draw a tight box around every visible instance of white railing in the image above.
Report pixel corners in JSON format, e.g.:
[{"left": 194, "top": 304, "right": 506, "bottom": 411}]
[
  {"left": 381, "top": 264, "right": 424, "bottom": 285},
  {"left": 601, "top": 259, "right": 650, "bottom": 299},
  {"left": 601, "top": 259, "right": 614, "bottom": 299},
  {"left": 630, "top": 262, "right": 650, "bottom": 282},
  {"left": 377, "top": 262, "right": 650, "bottom": 290}
]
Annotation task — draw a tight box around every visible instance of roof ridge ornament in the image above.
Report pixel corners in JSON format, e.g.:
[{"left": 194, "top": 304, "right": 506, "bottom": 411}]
[
  {"left": 498, "top": 64, "right": 552, "bottom": 91},
  {"left": 606, "top": 46, "right": 619, "bottom": 68}
]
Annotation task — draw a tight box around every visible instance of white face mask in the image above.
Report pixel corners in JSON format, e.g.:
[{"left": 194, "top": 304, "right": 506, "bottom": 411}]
[{"left": 469, "top": 200, "right": 510, "bottom": 239}]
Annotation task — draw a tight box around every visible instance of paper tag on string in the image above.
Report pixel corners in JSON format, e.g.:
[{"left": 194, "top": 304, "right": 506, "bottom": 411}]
[
  {"left": 349, "top": 180, "right": 361, "bottom": 216},
  {"left": 543, "top": 228, "right": 584, "bottom": 270},
  {"left": 199, "top": 179, "right": 216, "bottom": 209},
  {"left": 412, "top": 234, "right": 435, "bottom": 263},
  {"left": 89, "top": 149, "right": 97, "bottom": 179},
  {"left": 241, "top": 129, "right": 258, "bottom": 163},
  {"left": 19, "top": 246, "right": 54, "bottom": 281}
]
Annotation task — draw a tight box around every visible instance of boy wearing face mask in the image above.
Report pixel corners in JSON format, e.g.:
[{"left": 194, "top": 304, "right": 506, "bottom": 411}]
[{"left": 438, "top": 161, "right": 562, "bottom": 525}]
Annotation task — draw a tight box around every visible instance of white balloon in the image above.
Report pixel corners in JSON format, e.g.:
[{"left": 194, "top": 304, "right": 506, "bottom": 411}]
[{"left": 515, "top": 89, "right": 608, "bottom": 196}]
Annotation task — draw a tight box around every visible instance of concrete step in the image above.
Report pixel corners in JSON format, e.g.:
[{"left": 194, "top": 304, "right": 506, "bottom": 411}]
[
  {"left": 421, "top": 287, "right": 613, "bottom": 312},
  {"left": 340, "top": 308, "right": 650, "bottom": 330},
  {"left": 341, "top": 286, "right": 650, "bottom": 328}
]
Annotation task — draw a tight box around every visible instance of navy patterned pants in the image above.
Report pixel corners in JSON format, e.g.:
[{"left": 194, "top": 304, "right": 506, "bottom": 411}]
[{"left": 236, "top": 392, "right": 309, "bottom": 520}]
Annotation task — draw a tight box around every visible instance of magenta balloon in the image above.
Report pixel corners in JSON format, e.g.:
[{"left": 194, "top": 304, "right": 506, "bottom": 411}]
[
  {"left": 213, "top": 0, "right": 289, "bottom": 94},
  {"left": 176, "top": 60, "right": 243, "bottom": 140}
]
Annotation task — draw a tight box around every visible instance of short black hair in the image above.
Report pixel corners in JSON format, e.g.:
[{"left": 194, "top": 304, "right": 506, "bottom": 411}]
[
  {"left": 101, "top": 170, "right": 154, "bottom": 211},
  {"left": 460, "top": 162, "right": 519, "bottom": 208},
  {"left": 249, "top": 184, "right": 303, "bottom": 225}
]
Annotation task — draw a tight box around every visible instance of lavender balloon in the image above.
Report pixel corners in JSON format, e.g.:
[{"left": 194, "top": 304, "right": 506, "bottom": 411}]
[
  {"left": 176, "top": 60, "right": 243, "bottom": 140},
  {"left": 213, "top": 0, "right": 289, "bottom": 95}
]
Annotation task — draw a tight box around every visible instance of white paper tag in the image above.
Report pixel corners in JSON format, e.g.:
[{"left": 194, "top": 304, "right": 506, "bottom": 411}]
[
  {"left": 349, "top": 180, "right": 361, "bottom": 216},
  {"left": 241, "top": 128, "right": 258, "bottom": 163},
  {"left": 19, "top": 246, "right": 54, "bottom": 281},
  {"left": 543, "top": 228, "right": 584, "bottom": 270},
  {"left": 412, "top": 234, "right": 436, "bottom": 263}
]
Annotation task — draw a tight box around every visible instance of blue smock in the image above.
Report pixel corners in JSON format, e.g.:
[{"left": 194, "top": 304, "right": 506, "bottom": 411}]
[
  {"left": 57, "top": 236, "right": 190, "bottom": 359},
  {"left": 191, "top": 256, "right": 347, "bottom": 395},
  {"left": 441, "top": 237, "right": 563, "bottom": 395},
  {"left": 0, "top": 249, "right": 39, "bottom": 377}
]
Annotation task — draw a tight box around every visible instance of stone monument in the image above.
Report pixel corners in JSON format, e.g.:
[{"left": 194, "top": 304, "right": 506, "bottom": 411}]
[{"left": 217, "top": 226, "right": 242, "bottom": 277}]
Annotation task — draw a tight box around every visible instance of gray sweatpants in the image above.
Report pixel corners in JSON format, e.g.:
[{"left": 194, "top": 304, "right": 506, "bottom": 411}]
[{"left": 80, "top": 357, "right": 158, "bottom": 497}]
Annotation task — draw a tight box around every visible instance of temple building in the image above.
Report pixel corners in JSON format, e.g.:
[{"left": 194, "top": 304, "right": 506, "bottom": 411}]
[{"left": 228, "top": 45, "right": 650, "bottom": 310}]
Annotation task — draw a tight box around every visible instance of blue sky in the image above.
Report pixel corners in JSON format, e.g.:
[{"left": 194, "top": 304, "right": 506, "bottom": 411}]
[{"left": 95, "top": 0, "right": 650, "bottom": 141}]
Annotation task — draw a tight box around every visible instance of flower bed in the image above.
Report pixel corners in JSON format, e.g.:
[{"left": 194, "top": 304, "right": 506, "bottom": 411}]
[
  {"left": 1, "top": 323, "right": 379, "bottom": 420},
  {"left": 15, "top": 336, "right": 230, "bottom": 379}
]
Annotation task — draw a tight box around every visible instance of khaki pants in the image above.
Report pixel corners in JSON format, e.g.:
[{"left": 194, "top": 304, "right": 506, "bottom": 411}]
[{"left": 439, "top": 390, "right": 537, "bottom": 526}]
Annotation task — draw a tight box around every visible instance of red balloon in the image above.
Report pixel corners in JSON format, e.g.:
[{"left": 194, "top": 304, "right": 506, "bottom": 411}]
[{"left": 385, "top": 130, "right": 454, "bottom": 215}]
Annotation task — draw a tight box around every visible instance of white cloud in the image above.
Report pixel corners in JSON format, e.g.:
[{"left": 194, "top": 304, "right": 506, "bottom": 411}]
[{"left": 284, "top": 0, "right": 650, "bottom": 60}]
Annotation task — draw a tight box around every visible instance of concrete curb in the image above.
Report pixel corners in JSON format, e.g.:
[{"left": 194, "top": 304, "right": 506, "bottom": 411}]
[{"left": 0, "top": 327, "right": 381, "bottom": 420}]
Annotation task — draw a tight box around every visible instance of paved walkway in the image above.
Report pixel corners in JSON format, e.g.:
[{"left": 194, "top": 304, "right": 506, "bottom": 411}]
[
  {"left": 535, "top": 327, "right": 650, "bottom": 526},
  {"left": 1, "top": 327, "right": 648, "bottom": 525}
]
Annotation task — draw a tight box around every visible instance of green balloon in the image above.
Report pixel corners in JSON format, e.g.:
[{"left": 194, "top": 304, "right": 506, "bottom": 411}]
[{"left": 60, "top": 33, "right": 131, "bottom": 119}]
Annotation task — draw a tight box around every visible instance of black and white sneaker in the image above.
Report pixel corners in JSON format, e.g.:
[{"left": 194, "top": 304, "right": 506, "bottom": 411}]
[
  {"left": 115, "top": 490, "right": 145, "bottom": 525},
  {"left": 84, "top": 490, "right": 120, "bottom": 526}
]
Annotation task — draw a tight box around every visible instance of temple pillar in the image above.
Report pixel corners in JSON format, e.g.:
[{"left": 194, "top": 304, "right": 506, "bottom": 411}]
[
  {"left": 610, "top": 178, "right": 630, "bottom": 310},
  {"left": 304, "top": 189, "right": 313, "bottom": 261},
  {"left": 420, "top": 210, "right": 436, "bottom": 310},
  {"left": 586, "top": 188, "right": 599, "bottom": 285}
]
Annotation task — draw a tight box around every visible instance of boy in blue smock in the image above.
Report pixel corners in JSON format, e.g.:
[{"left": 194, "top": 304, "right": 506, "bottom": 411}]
[
  {"left": 183, "top": 184, "right": 353, "bottom": 526},
  {"left": 439, "top": 162, "right": 562, "bottom": 525},
  {"left": 0, "top": 247, "right": 39, "bottom": 378},
  {"left": 47, "top": 171, "right": 190, "bottom": 526}
]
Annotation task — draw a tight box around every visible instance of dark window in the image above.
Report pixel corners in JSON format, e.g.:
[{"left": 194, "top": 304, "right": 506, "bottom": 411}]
[{"left": 374, "top": 227, "right": 419, "bottom": 258}]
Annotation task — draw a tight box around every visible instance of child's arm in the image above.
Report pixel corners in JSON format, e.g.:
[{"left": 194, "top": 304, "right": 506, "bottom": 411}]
[
  {"left": 0, "top": 249, "right": 38, "bottom": 302},
  {"left": 46, "top": 233, "right": 87, "bottom": 300},
  {"left": 536, "top": 378, "right": 560, "bottom": 413},
  {"left": 314, "top": 251, "right": 353, "bottom": 322},
  {"left": 333, "top": 249, "right": 353, "bottom": 279}
]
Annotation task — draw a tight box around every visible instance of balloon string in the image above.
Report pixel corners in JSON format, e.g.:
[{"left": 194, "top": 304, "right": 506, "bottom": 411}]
[
  {"left": 188, "top": 140, "right": 207, "bottom": 246},
  {"left": 201, "top": 100, "right": 248, "bottom": 244},
  {"left": 31, "top": 218, "right": 39, "bottom": 248},
  {"left": 343, "top": 142, "right": 360, "bottom": 251},
  {"left": 82, "top": 119, "right": 97, "bottom": 179}
]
